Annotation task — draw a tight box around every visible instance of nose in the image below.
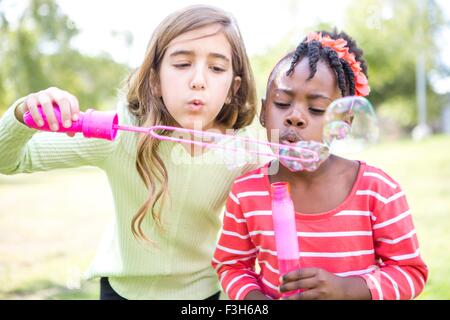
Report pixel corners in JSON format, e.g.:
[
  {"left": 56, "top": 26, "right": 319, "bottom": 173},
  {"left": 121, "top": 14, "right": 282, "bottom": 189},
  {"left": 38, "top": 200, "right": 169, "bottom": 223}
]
[
  {"left": 190, "top": 66, "right": 206, "bottom": 90},
  {"left": 284, "top": 108, "right": 307, "bottom": 128}
]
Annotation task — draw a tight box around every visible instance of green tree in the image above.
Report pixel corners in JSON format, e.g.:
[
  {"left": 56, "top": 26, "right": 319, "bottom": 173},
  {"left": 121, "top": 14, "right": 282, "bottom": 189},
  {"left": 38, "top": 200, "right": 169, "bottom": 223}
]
[
  {"left": 0, "top": 0, "right": 130, "bottom": 114},
  {"left": 250, "top": 0, "right": 449, "bottom": 133},
  {"left": 343, "top": 0, "right": 449, "bottom": 130}
]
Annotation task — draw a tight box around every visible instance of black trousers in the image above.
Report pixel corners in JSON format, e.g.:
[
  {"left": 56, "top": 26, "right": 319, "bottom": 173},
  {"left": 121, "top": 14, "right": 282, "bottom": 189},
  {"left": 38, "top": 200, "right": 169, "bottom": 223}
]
[{"left": 100, "top": 277, "right": 221, "bottom": 300}]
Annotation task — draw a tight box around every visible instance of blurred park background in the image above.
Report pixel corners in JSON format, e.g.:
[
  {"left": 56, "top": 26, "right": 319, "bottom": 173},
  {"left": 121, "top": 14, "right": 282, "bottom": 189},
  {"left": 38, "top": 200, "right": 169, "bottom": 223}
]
[{"left": 0, "top": 0, "right": 449, "bottom": 299}]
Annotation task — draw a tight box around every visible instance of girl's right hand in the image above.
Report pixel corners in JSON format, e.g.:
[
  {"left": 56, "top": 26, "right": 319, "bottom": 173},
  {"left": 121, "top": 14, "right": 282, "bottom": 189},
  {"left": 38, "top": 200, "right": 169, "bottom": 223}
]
[{"left": 15, "top": 87, "right": 80, "bottom": 136}]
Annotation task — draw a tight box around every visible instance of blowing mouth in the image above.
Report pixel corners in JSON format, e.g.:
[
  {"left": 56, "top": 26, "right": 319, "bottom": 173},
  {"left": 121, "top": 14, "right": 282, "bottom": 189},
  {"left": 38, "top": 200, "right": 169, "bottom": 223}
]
[
  {"left": 189, "top": 98, "right": 205, "bottom": 106},
  {"left": 186, "top": 98, "right": 205, "bottom": 112},
  {"left": 280, "top": 131, "right": 302, "bottom": 145}
]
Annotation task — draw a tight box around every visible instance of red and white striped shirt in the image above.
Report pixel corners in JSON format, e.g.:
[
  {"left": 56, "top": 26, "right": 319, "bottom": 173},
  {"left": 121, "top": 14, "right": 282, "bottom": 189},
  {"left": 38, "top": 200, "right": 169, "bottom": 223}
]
[{"left": 212, "top": 161, "right": 428, "bottom": 300}]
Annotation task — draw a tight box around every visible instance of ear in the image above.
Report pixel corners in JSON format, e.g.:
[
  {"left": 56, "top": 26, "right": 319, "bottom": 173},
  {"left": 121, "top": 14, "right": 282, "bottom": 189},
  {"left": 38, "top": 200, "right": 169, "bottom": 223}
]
[
  {"left": 225, "top": 76, "right": 241, "bottom": 104},
  {"left": 259, "top": 98, "right": 266, "bottom": 127},
  {"left": 232, "top": 76, "right": 241, "bottom": 95}
]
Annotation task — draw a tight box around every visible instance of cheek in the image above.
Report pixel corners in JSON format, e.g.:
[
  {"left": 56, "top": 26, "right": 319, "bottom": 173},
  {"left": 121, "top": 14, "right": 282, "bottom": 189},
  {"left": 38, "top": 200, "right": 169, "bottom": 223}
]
[
  {"left": 211, "top": 73, "right": 233, "bottom": 96},
  {"left": 309, "top": 120, "right": 326, "bottom": 141},
  {"left": 159, "top": 75, "right": 180, "bottom": 116},
  {"left": 266, "top": 126, "right": 282, "bottom": 143},
  {"left": 265, "top": 107, "right": 284, "bottom": 125},
  {"left": 264, "top": 109, "right": 284, "bottom": 141},
  {"left": 159, "top": 68, "right": 179, "bottom": 95}
]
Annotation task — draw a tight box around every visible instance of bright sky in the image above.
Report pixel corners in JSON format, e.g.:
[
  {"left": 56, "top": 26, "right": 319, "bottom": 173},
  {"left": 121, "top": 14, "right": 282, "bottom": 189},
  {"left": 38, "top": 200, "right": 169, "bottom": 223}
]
[
  {"left": 1, "top": 0, "right": 450, "bottom": 92},
  {"left": 54, "top": 0, "right": 351, "bottom": 67}
]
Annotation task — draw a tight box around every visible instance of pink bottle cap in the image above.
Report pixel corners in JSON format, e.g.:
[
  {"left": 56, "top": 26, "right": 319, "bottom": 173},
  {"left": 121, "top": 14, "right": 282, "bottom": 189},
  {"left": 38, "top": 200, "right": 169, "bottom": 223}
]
[
  {"left": 271, "top": 182, "right": 291, "bottom": 201},
  {"left": 81, "top": 109, "right": 118, "bottom": 141}
]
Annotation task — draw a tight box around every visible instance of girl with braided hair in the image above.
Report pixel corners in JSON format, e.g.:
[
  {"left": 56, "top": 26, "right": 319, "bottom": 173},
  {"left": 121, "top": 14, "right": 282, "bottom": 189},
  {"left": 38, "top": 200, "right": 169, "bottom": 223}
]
[{"left": 212, "top": 30, "right": 428, "bottom": 300}]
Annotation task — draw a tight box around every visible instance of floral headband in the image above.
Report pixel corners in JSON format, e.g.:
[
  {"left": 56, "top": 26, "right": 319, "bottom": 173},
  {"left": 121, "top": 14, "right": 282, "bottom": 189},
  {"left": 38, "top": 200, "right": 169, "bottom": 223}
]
[{"left": 306, "top": 32, "right": 370, "bottom": 97}]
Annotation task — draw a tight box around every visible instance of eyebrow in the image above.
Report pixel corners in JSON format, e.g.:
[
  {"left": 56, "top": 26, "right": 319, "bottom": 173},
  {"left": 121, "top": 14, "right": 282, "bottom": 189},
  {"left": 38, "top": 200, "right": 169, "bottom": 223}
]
[
  {"left": 274, "top": 88, "right": 294, "bottom": 97},
  {"left": 169, "top": 50, "right": 230, "bottom": 63},
  {"left": 306, "top": 93, "right": 332, "bottom": 102},
  {"left": 274, "top": 88, "right": 332, "bottom": 101}
]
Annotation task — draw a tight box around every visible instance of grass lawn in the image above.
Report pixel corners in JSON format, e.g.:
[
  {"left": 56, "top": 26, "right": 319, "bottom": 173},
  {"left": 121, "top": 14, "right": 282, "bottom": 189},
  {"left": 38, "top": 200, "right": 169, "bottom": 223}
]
[
  {"left": 0, "top": 135, "right": 449, "bottom": 299},
  {"left": 356, "top": 135, "right": 450, "bottom": 300},
  {"left": 0, "top": 167, "right": 112, "bottom": 299}
]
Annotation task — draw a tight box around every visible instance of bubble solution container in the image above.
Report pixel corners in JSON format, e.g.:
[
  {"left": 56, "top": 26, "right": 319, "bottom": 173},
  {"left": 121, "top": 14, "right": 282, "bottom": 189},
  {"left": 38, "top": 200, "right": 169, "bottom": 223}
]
[
  {"left": 23, "top": 106, "right": 118, "bottom": 141},
  {"left": 271, "top": 182, "right": 301, "bottom": 297}
]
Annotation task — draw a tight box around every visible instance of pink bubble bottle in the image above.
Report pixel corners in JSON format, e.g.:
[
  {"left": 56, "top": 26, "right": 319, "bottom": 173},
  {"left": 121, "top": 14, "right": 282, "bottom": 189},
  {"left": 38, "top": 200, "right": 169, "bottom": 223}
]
[
  {"left": 271, "top": 182, "right": 301, "bottom": 297},
  {"left": 23, "top": 106, "right": 118, "bottom": 141}
]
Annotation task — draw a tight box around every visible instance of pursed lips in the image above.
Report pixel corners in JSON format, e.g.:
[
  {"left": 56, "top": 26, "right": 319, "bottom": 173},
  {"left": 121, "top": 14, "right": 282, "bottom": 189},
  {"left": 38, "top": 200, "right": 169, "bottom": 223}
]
[
  {"left": 186, "top": 98, "right": 205, "bottom": 111},
  {"left": 280, "top": 131, "right": 302, "bottom": 145}
]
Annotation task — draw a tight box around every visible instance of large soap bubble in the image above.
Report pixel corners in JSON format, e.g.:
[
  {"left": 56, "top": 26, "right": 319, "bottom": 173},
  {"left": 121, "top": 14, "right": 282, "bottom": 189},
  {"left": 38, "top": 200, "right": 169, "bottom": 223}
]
[{"left": 323, "top": 96, "right": 379, "bottom": 154}]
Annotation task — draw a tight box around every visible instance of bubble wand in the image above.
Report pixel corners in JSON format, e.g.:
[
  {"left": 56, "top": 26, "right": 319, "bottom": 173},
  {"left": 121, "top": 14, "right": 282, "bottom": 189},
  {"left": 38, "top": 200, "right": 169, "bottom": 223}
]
[{"left": 22, "top": 107, "right": 320, "bottom": 164}]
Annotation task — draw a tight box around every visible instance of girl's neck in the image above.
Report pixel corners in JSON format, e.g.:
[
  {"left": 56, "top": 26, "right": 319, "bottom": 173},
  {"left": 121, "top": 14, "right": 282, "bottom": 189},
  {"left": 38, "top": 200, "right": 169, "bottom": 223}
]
[
  {"left": 272, "top": 154, "right": 339, "bottom": 186},
  {"left": 269, "top": 155, "right": 361, "bottom": 215}
]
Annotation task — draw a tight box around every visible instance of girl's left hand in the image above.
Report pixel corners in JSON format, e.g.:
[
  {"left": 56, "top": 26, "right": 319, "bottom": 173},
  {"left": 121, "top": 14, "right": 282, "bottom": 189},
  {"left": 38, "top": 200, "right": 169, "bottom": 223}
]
[{"left": 279, "top": 267, "right": 348, "bottom": 300}]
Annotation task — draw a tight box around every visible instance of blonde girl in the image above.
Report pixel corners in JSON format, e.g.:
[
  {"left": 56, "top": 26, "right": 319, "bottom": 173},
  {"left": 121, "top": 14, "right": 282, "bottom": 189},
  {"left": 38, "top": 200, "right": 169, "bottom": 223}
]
[{"left": 0, "top": 5, "right": 269, "bottom": 299}]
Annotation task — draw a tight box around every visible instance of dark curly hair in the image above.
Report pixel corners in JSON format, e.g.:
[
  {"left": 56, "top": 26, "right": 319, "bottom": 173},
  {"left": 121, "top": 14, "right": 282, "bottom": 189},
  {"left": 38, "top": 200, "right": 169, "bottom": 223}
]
[{"left": 282, "top": 29, "right": 368, "bottom": 97}]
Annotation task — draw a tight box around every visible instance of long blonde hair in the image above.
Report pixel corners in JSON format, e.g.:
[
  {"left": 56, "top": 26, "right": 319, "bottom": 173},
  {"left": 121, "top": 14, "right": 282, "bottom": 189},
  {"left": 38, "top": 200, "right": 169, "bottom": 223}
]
[{"left": 126, "top": 5, "right": 257, "bottom": 243}]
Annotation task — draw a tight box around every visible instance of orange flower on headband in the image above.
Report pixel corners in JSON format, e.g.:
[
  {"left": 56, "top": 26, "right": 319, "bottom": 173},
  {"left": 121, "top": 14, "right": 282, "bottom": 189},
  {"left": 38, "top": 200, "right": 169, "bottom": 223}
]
[{"left": 306, "top": 32, "right": 370, "bottom": 97}]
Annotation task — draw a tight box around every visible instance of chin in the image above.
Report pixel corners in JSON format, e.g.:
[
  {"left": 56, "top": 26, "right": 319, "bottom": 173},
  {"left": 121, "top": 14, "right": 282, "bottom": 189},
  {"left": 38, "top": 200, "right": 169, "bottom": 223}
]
[{"left": 179, "top": 120, "right": 212, "bottom": 131}]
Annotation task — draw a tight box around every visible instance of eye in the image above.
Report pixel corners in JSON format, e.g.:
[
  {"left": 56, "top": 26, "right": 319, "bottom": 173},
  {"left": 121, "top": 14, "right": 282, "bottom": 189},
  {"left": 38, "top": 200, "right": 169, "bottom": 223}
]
[
  {"left": 309, "top": 107, "right": 326, "bottom": 115},
  {"left": 173, "top": 63, "right": 191, "bottom": 69},
  {"left": 210, "top": 65, "right": 226, "bottom": 73},
  {"left": 273, "top": 102, "right": 291, "bottom": 109}
]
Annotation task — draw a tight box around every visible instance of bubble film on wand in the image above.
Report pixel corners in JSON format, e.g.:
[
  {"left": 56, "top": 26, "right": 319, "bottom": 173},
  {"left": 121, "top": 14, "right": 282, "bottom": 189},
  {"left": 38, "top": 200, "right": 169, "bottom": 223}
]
[{"left": 115, "top": 124, "right": 321, "bottom": 165}]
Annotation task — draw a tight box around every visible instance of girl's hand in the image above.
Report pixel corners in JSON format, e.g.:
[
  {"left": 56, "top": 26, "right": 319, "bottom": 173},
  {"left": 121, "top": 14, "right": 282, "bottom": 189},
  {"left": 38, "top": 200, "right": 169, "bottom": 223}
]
[
  {"left": 15, "top": 87, "right": 80, "bottom": 136},
  {"left": 244, "top": 289, "right": 271, "bottom": 300},
  {"left": 279, "top": 267, "right": 371, "bottom": 300}
]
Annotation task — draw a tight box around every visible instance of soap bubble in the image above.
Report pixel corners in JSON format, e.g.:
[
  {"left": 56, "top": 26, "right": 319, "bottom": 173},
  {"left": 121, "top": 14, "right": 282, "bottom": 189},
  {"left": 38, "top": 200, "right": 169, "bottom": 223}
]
[
  {"left": 323, "top": 96, "right": 379, "bottom": 154},
  {"left": 279, "top": 141, "right": 329, "bottom": 172}
]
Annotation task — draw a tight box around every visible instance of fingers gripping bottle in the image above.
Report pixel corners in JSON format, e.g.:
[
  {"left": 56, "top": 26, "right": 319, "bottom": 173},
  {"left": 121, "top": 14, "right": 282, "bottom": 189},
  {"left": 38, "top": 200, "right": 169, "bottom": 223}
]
[
  {"left": 271, "top": 182, "right": 301, "bottom": 297},
  {"left": 23, "top": 106, "right": 118, "bottom": 141}
]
